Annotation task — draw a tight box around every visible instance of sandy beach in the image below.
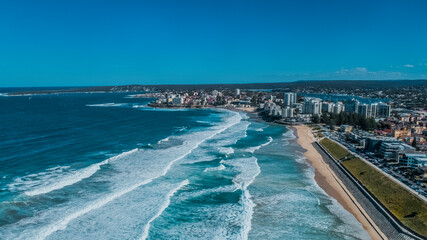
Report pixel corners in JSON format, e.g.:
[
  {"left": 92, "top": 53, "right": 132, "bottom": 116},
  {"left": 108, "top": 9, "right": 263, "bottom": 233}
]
[{"left": 294, "top": 125, "right": 386, "bottom": 240}]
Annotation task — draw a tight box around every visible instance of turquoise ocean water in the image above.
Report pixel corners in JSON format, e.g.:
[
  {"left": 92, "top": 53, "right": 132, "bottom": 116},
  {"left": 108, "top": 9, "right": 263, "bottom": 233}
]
[{"left": 0, "top": 92, "right": 369, "bottom": 239}]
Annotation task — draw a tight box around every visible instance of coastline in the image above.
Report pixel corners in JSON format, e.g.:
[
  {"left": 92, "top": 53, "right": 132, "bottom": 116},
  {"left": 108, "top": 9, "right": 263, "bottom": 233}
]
[
  {"left": 293, "top": 124, "right": 386, "bottom": 240},
  {"left": 140, "top": 106, "right": 387, "bottom": 239}
]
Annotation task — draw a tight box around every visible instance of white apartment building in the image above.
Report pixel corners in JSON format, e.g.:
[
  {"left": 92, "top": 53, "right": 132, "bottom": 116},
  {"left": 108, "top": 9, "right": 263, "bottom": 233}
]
[
  {"left": 376, "top": 102, "right": 391, "bottom": 118},
  {"left": 333, "top": 102, "right": 345, "bottom": 114},
  {"left": 282, "top": 107, "right": 294, "bottom": 118},
  {"left": 284, "top": 92, "right": 297, "bottom": 106},
  {"left": 322, "top": 102, "right": 333, "bottom": 113},
  {"left": 302, "top": 98, "right": 322, "bottom": 115}
]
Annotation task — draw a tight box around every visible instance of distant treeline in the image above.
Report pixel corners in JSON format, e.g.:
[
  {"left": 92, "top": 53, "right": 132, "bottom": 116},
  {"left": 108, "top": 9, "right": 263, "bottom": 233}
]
[
  {"left": 6, "top": 80, "right": 427, "bottom": 95},
  {"left": 312, "top": 112, "right": 378, "bottom": 130},
  {"left": 120, "top": 80, "right": 427, "bottom": 91}
]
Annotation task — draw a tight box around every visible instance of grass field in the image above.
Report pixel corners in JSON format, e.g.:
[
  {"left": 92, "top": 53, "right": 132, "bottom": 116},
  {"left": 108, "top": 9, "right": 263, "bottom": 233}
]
[
  {"left": 319, "top": 138, "right": 350, "bottom": 160},
  {"left": 319, "top": 138, "right": 427, "bottom": 237}
]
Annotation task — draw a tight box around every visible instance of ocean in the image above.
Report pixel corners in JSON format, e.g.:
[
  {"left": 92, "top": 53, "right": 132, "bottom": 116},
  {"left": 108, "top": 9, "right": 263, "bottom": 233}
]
[{"left": 0, "top": 92, "right": 369, "bottom": 240}]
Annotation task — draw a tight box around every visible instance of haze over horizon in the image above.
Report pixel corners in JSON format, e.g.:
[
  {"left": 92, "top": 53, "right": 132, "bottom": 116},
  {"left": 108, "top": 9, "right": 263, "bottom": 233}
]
[{"left": 1, "top": 0, "right": 427, "bottom": 87}]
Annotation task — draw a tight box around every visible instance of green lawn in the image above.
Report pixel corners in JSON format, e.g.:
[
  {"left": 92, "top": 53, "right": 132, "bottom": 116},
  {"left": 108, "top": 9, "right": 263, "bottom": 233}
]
[
  {"left": 320, "top": 138, "right": 427, "bottom": 237},
  {"left": 343, "top": 158, "right": 427, "bottom": 237},
  {"left": 319, "top": 138, "right": 350, "bottom": 160}
]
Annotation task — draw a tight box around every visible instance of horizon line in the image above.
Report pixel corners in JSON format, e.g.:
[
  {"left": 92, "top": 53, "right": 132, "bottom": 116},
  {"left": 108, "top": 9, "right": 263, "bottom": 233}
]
[{"left": 2, "top": 79, "right": 427, "bottom": 88}]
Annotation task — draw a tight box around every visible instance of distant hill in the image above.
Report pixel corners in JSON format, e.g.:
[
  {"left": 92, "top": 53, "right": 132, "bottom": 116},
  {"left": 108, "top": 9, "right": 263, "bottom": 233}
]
[
  {"left": 5, "top": 80, "right": 427, "bottom": 95},
  {"left": 134, "top": 80, "right": 427, "bottom": 91}
]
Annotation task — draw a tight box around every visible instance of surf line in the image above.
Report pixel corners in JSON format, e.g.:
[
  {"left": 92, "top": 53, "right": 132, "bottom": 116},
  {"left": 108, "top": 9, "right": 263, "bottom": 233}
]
[
  {"left": 140, "top": 180, "right": 189, "bottom": 240},
  {"left": 37, "top": 112, "right": 242, "bottom": 240},
  {"left": 240, "top": 156, "right": 261, "bottom": 240},
  {"left": 24, "top": 148, "right": 139, "bottom": 197},
  {"left": 246, "top": 136, "right": 273, "bottom": 153}
]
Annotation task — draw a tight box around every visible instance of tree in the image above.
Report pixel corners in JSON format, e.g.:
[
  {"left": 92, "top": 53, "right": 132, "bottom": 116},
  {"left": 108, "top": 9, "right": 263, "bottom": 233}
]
[
  {"left": 412, "top": 138, "right": 417, "bottom": 149},
  {"left": 337, "top": 112, "right": 346, "bottom": 125},
  {"left": 321, "top": 112, "right": 330, "bottom": 124},
  {"left": 329, "top": 119, "right": 336, "bottom": 129},
  {"left": 250, "top": 96, "right": 258, "bottom": 107},
  {"left": 365, "top": 118, "right": 378, "bottom": 130},
  {"left": 312, "top": 114, "right": 320, "bottom": 123}
]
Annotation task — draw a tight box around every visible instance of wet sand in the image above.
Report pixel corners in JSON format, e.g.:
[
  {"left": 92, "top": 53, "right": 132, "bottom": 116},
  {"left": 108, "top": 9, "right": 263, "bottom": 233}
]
[{"left": 294, "top": 125, "right": 386, "bottom": 240}]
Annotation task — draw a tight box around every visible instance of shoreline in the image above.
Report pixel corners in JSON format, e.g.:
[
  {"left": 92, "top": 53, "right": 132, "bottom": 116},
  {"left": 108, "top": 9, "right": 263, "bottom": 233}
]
[{"left": 293, "top": 125, "right": 386, "bottom": 240}]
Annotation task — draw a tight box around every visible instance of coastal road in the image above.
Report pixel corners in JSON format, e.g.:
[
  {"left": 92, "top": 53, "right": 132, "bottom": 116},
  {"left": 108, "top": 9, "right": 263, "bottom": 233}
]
[
  {"left": 313, "top": 143, "right": 418, "bottom": 240},
  {"left": 329, "top": 137, "right": 427, "bottom": 202}
]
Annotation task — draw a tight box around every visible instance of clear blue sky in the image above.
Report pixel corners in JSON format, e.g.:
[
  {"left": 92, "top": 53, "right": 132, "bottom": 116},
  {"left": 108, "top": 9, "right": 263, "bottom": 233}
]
[{"left": 1, "top": 0, "right": 427, "bottom": 87}]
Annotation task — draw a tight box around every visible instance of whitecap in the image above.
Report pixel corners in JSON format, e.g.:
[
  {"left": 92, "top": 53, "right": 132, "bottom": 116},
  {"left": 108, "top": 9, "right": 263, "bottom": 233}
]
[
  {"left": 34, "top": 111, "right": 242, "bottom": 238},
  {"left": 203, "top": 164, "right": 226, "bottom": 172},
  {"left": 36, "top": 177, "right": 154, "bottom": 240},
  {"left": 86, "top": 103, "right": 126, "bottom": 107},
  {"left": 246, "top": 137, "right": 273, "bottom": 153},
  {"left": 218, "top": 147, "right": 234, "bottom": 155},
  {"left": 10, "top": 149, "right": 139, "bottom": 197},
  {"left": 226, "top": 156, "right": 261, "bottom": 240},
  {"left": 282, "top": 130, "right": 296, "bottom": 140},
  {"left": 132, "top": 104, "right": 147, "bottom": 108},
  {"left": 157, "top": 137, "right": 170, "bottom": 144},
  {"left": 140, "top": 180, "right": 189, "bottom": 240},
  {"left": 2, "top": 110, "right": 244, "bottom": 239}
]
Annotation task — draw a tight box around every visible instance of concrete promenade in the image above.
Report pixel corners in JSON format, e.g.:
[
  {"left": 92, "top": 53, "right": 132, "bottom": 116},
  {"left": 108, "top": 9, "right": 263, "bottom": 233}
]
[{"left": 313, "top": 142, "right": 424, "bottom": 240}]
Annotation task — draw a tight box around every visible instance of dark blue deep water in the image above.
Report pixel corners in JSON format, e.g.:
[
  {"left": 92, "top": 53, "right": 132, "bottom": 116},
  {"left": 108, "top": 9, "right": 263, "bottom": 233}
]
[{"left": 0, "top": 93, "right": 369, "bottom": 240}]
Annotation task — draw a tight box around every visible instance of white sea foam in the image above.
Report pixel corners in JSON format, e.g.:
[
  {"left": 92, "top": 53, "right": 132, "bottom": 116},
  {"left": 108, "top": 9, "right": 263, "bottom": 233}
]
[
  {"left": 138, "top": 107, "right": 192, "bottom": 112},
  {"left": 182, "top": 154, "right": 217, "bottom": 164},
  {"left": 325, "top": 198, "right": 370, "bottom": 240},
  {"left": 240, "top": 188, "right": 255, "bottom": 240},
  {"left": 7, "top": 166, "right": 69, "bottom": 192},
  {"left": 160, "top": 113, "right": 241, "bottom": 175},
  {"left": 161, "top": 152, "right": 258, "bottom": 240},
  {"left": 218, "top": 147, "right": 234, "bottom": 155},
  {"left": 223, "top": 156, "right": 260, "bottom": 240},
  {"left": 255, "top": 125, "right": 267, "bottom": 132},
  {"left": 132, "top": 104, "right": 147, "bottom": 108},
  {"left": 24, "top": 165, "right": 103, "bottom": 197},
  {"left": 177, "top": 126, "right": 186, "bottom": 132},
  {"left": 1, "top": 110, "right": 244, "bottom": 240},
  {"left": 203, "top": 164, "right": 226, "bottom": 172},
  {"left": 15, "top": 149, "right": 138, "bottom": 197},
  {"left": 157, "top": 202, "right": 242, "bottom": 239},
  {"left": 36, "top": 178, "right": 154, "bottom": 240},
  {"left": 240, "top": 157, "right": 260, "bottom": 240},
  {"left": 183, "top": 123, "right": 249, "bottom": 165},
  {"left": 246, "top": 137, "right": 273, "bottom": 153},
  {"left": 282, "top": 130, "right": 296, "bottom": 140},
  {"left": 213, "top": 121, "right": 250, "bottom": 147},
  {"left": 140, "top": 180, "right": 189, "bottom": 240},
  {"left": 242, "top": 121, "right": 250, "bottom": 138},
  {"left": 86, "top": 103, "right": 126, "bottom": 107},
  {"left": 30, "top": 111, "right": 242, "bottom": 238},
  {"left": 291, "top": 141, "right": 370, "bottom": 239},
  {"left": 196, "top": 120, "right": 210, "bottom": 124},
  {"left": 157, "top": 137, "right": 170, "bottom": 144},
  {"left": 183, "top": 184, "right": 239, "bottom": 200},
  {"left": 307, "top": 190, "right": 321, "bottom": 206}
]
